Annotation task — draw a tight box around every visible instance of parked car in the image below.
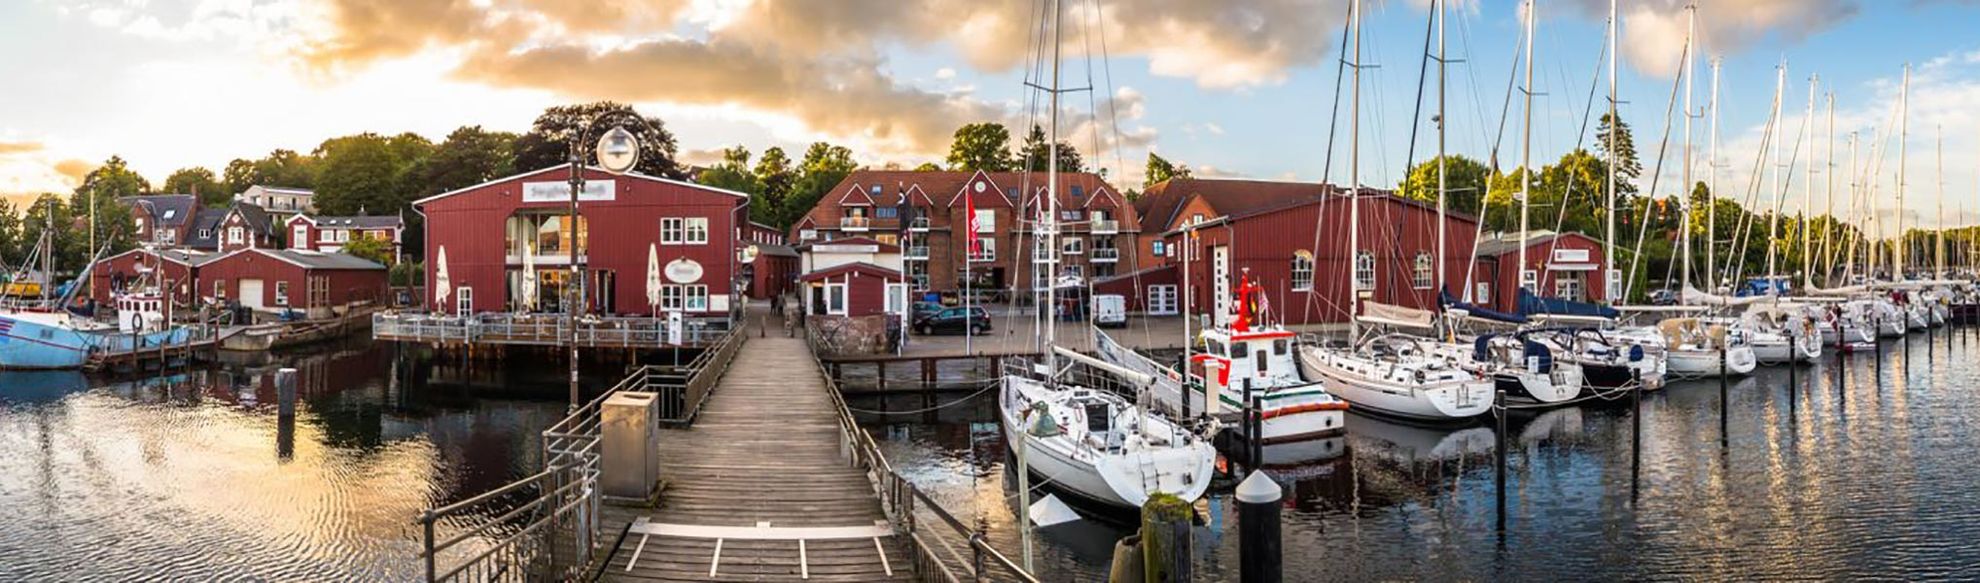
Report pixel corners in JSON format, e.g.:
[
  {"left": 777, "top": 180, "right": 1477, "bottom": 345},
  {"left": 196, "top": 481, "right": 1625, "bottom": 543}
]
[
  {"left": 1648, "top": 289, "right": 1679, "bottom": 306},
  {"left": 1092, "top": 294, "right": 1127, "bottom": 328},
  {"left": 911, "top": 301, "right": 946, "bottom": 320},
  {"left": 914, "top": 306, "right": 991, "bottom": 335}
]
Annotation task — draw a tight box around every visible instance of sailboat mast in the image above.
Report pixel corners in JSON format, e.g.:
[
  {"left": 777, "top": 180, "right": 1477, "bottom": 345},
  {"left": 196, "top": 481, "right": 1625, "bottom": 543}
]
[
  {"left": 1767, "top": 62, "right": 1784, "bottom": 288},
  {"left": 1846, "top": 132, "right": 1860, "bottom": 283},
  {"left": 1348, "top": 0, "right": 1363, "bottom": 339},
  {"left": 1679, "top": 4, "right": 1695, "bottom": 297},
  {"left": 1823, "top": 93, "right": 1836, "bottom": 287},
  {"left": 1436, "top": 0, "right": 1447, "bottom": 305},
  {"left": 1937, "top": 126, "right": 1945, "bottom": 278},
  {"left": 1897, "top": 64, "right": 1910, "bottom": 280},
  {"left": 1802, "top": 75, "right": 1817, "bottom": 291},
  {"left": 1605, "top": 0, "right": 1618, "bottom": 302},
  {"left": 1044, "top": 0, "right": 1062, "bottom": 362},
  {"left": 1517, "top": 0, "right": 1534, "bottom": 297},
  {"left": 1708, "top": 59, "right": 1721, "bottom": 294}
]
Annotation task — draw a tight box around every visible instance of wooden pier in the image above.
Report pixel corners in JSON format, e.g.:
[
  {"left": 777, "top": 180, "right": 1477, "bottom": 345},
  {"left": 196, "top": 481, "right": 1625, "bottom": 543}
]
[{"left": 599, "top": 336, "right": 912, "bottom": 581}]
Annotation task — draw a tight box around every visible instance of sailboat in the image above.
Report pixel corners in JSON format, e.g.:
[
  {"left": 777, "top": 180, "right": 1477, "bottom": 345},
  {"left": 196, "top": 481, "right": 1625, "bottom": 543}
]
[
  {"left": 998, "top": 0, "right": 1213, "bottom": 510},
  {"left": 1298, "top": 0, "right": 1493, "bottom": 423},
  {"left": 1095, "top": 271, "right": 1348, "bottom": 445}
]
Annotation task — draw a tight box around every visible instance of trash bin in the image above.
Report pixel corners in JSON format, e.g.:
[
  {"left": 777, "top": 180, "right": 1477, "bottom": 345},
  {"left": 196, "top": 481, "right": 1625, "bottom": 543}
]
[{"left": 601, "top": 391, "right": 660, "bottom": 500}]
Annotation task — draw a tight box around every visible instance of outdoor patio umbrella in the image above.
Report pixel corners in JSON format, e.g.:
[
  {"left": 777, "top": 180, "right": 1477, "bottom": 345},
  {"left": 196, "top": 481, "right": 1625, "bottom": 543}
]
[{"left": 433, "top": 245, "right": 451, "bottom": 314}]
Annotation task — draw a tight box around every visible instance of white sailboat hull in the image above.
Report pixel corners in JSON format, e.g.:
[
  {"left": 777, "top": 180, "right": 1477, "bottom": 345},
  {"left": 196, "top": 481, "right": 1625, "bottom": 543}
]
[
  {"left": 1667, "top": 346, "right": 1758, "bottom": 378},
  {"left": 998, "top": 376, "right": 1215, "bottom": 508},
  {"left": 1296, "top": 347, "right": 1494, "bottom": 421}
]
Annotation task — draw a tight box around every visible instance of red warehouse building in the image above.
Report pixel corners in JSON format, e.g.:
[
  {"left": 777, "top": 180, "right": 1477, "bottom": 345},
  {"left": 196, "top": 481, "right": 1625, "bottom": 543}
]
[
  {"left": 416, "top": 166, "right": 749, "bottom": 318},
  {"left": 1469, "top": 230, "right": 1610, "bottom": 314},
  {"left": 200, "top": 248, "right": 389, "bottom": 315},
  {"left": 90, "top": 248, "right": 208, "bottom": 306},
  {"left": 1099, "top": 179, "right": 1482, "bottom": 326}
]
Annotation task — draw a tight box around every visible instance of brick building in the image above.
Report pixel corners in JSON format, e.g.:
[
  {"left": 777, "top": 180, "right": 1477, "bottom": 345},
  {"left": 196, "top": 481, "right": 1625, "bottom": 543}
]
[{"left": 790, "top": 170, "right": 1138, "bottom": 299}]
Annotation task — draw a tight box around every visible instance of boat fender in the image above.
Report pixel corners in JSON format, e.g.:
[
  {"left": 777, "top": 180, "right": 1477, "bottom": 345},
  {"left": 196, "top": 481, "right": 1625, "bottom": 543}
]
[{"left": 1627, "top": 345, "right": 1645, "bottom": 363}]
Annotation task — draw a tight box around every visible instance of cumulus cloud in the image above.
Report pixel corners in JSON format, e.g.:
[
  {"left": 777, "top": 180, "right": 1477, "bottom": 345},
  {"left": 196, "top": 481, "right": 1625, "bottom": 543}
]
[{"left": 1561, "top": 0, "right": 1861, "bottom": 78}]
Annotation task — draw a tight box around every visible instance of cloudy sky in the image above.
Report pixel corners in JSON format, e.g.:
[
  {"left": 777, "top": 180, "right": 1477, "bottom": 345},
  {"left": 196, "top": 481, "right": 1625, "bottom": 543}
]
[{"left": 3, "top": 0, "right": 1979, "bottom": 228}]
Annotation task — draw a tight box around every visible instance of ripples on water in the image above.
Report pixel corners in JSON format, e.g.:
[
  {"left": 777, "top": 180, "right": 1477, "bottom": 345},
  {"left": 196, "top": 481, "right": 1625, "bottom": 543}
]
[
  {"left": 859, "top": 333, "right": 1980, "bottom": 581},
  {"left": 0, "top": 341, "right": 603, "bottom": 581}
]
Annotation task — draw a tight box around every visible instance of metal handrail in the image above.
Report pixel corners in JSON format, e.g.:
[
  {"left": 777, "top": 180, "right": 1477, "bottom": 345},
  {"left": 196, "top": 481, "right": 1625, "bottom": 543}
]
[{"left": 808, "top": 333, "right": 1040, "bottom": 583}]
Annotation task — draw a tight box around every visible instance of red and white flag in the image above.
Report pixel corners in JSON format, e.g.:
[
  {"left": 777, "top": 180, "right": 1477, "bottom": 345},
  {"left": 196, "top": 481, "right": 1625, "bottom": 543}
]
[{"left": 965, "top": 189, "right": 981, "bottom": 257}]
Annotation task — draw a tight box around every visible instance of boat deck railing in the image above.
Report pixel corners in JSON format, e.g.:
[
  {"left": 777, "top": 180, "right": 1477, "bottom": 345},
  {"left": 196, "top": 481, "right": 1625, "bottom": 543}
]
[
  {"left": 809, "top": 334, "right": 1041, "bottom": 583},
  {"left": 373, "top": 312, "right": 732, "bottom": 348}
]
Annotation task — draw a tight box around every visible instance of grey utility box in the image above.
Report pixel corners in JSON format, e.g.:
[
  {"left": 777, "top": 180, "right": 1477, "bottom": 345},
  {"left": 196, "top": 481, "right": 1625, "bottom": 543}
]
[{"left": 601, "top": 391, "right": 660, "bottom": 500}]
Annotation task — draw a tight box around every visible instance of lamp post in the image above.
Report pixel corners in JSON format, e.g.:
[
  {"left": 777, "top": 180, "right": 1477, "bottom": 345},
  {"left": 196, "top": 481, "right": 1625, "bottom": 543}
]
[{"left": 564, "top": 114, "right": 645, "bottom": 411}]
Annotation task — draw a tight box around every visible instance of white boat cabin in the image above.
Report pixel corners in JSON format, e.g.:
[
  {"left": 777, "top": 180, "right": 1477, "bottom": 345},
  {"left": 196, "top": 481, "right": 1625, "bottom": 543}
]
[{"left": 1194, "top": 327, "right": 1303, "bottom": 390}]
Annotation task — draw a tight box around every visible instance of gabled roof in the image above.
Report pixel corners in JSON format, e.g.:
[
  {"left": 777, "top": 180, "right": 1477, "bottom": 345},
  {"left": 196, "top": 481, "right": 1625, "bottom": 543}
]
[
  {"left": 183, "top": 208, "right": 229, "bottom": 250},
  {"left": 797, "top": 236, "right": 900, "bottom": 253},
  {"left": 105, "top": 247, "right": 219, "bottom": 267},
  {"left": 756, "top": 243, "right": 800, "bottom": 258},
  {"left": 119, "top": 194, "right": 199, "bottom": 228},
  {"left": 835, "top": 182, "right": 878, "bottom": 206},
  {"left": 292, "top": 214, "right": 405, "bottom": 229},
  {"left": 414, "top": 165, "right": 750, "bottom": 207},
  {"left": 799, "top": 261, "right": 902, "bottom": 282},
  {"left": 209, "top": 247, "right": 387, "bottom": 270},
  {"left": 1474, "top": 230, "right": 1603, "bottom": 258},
  {"left": 1135, "top": 178, "right": 1335, "bottom": 231},
  {"left": 226, "top": 202, "right": 276, "bottom": 233},
  {"left": 248, "top": 185, "right": 314, "bottom": 196}
]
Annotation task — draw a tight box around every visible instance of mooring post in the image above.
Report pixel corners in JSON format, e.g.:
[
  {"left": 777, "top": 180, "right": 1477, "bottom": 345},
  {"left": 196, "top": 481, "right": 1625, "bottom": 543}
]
[
  {"left": 276, "top": 367, "right": 298, "bottom": 462},
  {"left": 1719, "top": 343, "right": 1729, "bottom": 449},
  {"left": 1788, "top": 333, "right": 1798, "bottom": 408},
  {"left": 1236, "top": 471, "right": 1283, "bottom": 583},
  {"left": 1245, "top": 380, "right": 1261, "bottom": 470},
  {"left": 1141, "top": 493, "right": 1194, "bottom": 583},
  {"left": 1630, "top": 368, "right": 1642, "bottom": 498},
  {"left": 1494, "top": 388, "right": 1507, "bottom": 533}
]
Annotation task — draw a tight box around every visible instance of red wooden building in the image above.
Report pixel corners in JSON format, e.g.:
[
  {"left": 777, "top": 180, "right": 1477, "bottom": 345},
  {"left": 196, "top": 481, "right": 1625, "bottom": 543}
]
[
  {"left": 90, "top": 248, "right": 208, "bottom": 306},
  {"left": 799, "top": 262, "right": 905, "bottom": 318},
  {"left": 286, "top": 214, "right": 406, "bottom": 260},
  {"left": 1098, "top": 179, "right": 1482, "bottom": 326},
  {"left": 416, "top": 166, "right": 750, "bottom": 318},
  {"left": 1469, "top": 230, "right": 1610, "bottom": 314},
  {"left": 200, "top": 248, "right": 388, "bottom": 314}
]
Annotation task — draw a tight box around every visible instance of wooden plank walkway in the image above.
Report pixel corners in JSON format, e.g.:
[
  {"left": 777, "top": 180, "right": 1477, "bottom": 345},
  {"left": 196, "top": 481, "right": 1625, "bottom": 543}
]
[{"left": 599, "top": 336, "right": 911, "bottom": 582}]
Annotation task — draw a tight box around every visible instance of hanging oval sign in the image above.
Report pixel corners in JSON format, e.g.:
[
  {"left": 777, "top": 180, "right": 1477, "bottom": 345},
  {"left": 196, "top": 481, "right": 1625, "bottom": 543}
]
[
  {"left": 665, "top": 258, "right": 704, "bottom": 284},
  {"left": 739, "top": 244, "right": 760, "bottom": 265}
]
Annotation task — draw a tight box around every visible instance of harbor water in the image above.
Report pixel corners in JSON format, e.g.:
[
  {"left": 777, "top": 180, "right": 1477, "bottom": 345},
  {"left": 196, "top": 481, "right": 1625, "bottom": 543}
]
[
  {"left": 0, "top": 340, "right": 615, "bottom": 581},
  {"left": 857, "top": 331, "right": 1980, "bottom": 580}
]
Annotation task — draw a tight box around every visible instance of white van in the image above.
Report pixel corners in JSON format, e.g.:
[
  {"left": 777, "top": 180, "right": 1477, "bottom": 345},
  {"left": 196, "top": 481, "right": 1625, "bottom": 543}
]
[{"left": 1092, "top": 294, "right": 1127, "bottom": 328}]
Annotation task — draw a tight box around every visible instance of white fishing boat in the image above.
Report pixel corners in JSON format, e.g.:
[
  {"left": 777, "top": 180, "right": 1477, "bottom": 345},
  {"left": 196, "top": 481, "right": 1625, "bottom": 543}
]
[{"left": 1094, "top": 307, "right": 1348, "bottom": 444}]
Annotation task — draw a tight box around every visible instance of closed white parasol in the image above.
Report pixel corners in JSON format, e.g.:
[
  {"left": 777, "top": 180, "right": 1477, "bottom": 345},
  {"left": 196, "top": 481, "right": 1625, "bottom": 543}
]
[
  {"left": 520, "top": 242, "right": 538, "bottom": 312},
  {"left": 433, "top": 245, "right": 452, "bottom": 314},
  {"left": 646, "top": 243, "right": 662, "bottom": 311}
]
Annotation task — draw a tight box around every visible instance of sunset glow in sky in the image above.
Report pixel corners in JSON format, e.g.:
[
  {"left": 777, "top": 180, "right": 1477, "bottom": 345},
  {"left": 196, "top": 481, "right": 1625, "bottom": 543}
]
[{"left": 4, "top": 0, "right": 1980, "bottom": 226}]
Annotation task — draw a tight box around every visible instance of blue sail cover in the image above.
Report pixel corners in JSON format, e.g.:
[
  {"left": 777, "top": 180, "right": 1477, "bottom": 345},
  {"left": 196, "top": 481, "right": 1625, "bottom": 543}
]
[
  {"left": 1517, "top": 289, "right": 1620, "bottom": 320},
  {"left": 1441, "top": 290, "right": 1527, "bottom": 324}
]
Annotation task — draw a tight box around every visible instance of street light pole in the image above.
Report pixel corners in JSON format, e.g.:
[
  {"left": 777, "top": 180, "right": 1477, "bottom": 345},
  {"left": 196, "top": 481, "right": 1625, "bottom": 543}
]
[{"left": 567, "top": 146, "right": 585, "bottom": 412}]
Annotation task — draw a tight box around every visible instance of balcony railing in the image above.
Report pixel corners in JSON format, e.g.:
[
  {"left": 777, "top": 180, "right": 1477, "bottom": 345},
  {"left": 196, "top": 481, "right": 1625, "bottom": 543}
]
[
  {"left": 1091, "top": 218, "right": 1119, "bottom": 233},
  {"left": 840, "top": 216, "right": 871, "bottom": 230},
  {"left": 905, "top": 245, "right": 930, "bottom": 260},
  {"left": 907, "top": 216, "right": 930, "bottom": 231},
  {"left": 1091, "top": 247, "right": 1120, "bottom": 262}
]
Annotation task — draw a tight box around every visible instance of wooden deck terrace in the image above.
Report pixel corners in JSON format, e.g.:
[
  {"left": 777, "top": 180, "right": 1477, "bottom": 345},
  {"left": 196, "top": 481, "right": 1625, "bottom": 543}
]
[
  {"left": 371, "top": 312, "right": 732, "bottom": 349},
  {"left": 597, "top": 335, "right": 913, "bottom": 581}
]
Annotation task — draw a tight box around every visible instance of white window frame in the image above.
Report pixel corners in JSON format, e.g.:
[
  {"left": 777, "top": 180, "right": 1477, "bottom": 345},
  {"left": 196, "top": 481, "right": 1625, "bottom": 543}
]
[
  {"left": 320, "top": 228, "right": 336, "bottom": 242},
  {"left": 799, "top": 229, "right": 817, "bottom": 241},
  {"left": 1151, "top": 240, "right": 1165, "bottom": 257},
  {"left": 971, "top": 237, "right": 997, "bottom": 262},
  {"left": 1555, "top": 277, "right": 1583, "bottom": 302},
  {"left": 1412, "top": 252, "right": 1434, "bottom": 290},
  {"left": 1353, "top": 251, "right": 1376, "bottom": 291},
  {"left": 213, "top": 280, "right": 225, "bottom": 300},
  {"left": 1061, "top": 237, "right": 1084, "bottom": 255},
  {"left": 685, "top": 285, "right": 709, "bottom": 311},
  {"left": 660, "top": 284, "right": 685, "bottom": 310},
  {"left": 456, "top": 286, "right": 473, "bottom": 317},
  {"left": 1291, "top": 250, "right": 1315, "bottom": 291},
  {"left": 1148, "top": 284, "right": 1179, "bottom": 315},
  {"left": 1474, "top": 281, "right": 1492, "bottom": 305},
  {"left": 884, "top": 283, "right": 907, "bottom": 314},
  {"left": 337, "top": 229, "right": 350, "bottom": 243},
  {"left": 661, "top": 218, "right": 685, "bottom": 245},
  {"left": 275, "top": 281, "right": 290, "bottom": 306},
  {"left": 228, "top": 226, "right": 245, "bottom": 245},
  {"left": 825, "top": 282, "right": 848, "bottom": 315},
  {"left": 294, "top": 225, "right": 310, "bottom": 246},
  {"left": 684, "top": 218, "right": 709, "bottom": 245}
]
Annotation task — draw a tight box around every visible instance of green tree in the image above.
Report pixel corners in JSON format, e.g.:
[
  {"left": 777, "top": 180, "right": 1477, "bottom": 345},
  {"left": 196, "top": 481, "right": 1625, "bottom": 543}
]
[
  {"left": 1144, "top": 153, "right": 1191, "bottom": 188},
  {"left": 422, "top": 125, "right": 517, "bottom": 194},
  {"left": 163, "top": 167, "right": 228, "bottom": 207},
  {"left": 1017, "top": 124, "right": 1085, "bottom": 173},
  {"left": 314, "top": 133, "right": 429, "bottom": 216},
  {"left": 753, "top": 146, "right": 795, "bottom": 206},
  {"left": 70, "top": 156, "right": 146, "bottom": 262},
  {"left": 1398, "top": 154, "right": 1491, "bottom": 216},
  {"left": 776, "top": 142, "right": 860, "bottom": 228},
  {"left": 340, "top": 235, "right": 394, "bottom": 265},
  {"left": 513, "top": 102, "right": 683, "bottom": 178},
  {"left": 698, "top": 146, "right": 764, "bottom": 197},
  {"left": 1594, "top": 112, "right": 1641, "bottom": 197},
  {"left": 945, "top": 123, "right": 1016, "bottom": 171},
  {"left": 913, "top": 162, "right": 942, "bottom": 172},
  {"left": 0, "top": 199, "right": 21, "bottom": 262}
]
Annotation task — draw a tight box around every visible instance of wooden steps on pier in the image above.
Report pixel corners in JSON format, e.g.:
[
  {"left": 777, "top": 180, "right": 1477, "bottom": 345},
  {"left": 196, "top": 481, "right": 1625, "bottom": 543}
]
[{"left": 600, "top": 336, "right": 911, "bottom": 582}]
